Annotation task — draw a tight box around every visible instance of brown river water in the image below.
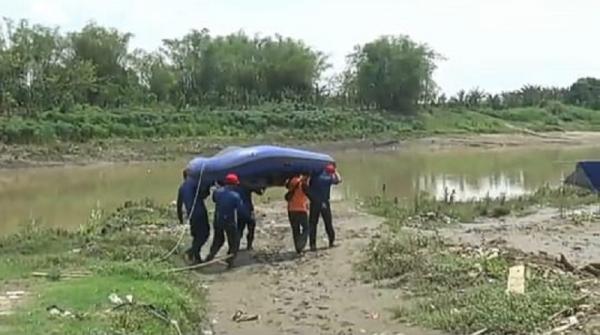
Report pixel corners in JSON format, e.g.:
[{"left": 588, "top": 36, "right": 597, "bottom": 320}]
[{"left": 0, "top": 146, "right": 599, "bottom": 235}]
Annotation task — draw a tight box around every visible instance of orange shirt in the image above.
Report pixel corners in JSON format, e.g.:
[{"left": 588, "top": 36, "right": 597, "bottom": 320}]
[{"left": 287, "top": 176, "right": 308, "bottom": 213}]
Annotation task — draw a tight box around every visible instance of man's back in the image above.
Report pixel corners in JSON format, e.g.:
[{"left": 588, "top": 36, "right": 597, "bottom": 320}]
[
  {"left": 179, "top": 179, "right": 208, "bottom": 217},
  {"left": 287, "top": 176, "right": 309, "bottom": 212},
  {"left": 213, "top": 186, "right": 245, "bottom": 224}
]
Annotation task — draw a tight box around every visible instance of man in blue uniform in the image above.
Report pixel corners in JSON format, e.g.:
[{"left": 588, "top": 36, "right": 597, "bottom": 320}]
[
  {"left": 236, "top": 184, "right": 265, "bottom": 251},
  {"left": 177, "top": 169, "right": 210, "bottom": 264},
  {"left": 205, "top": 173, "right": 251, "bottom": 268},
  {"left": 307, "top": 164, "right": 342, "bottom": 251}
]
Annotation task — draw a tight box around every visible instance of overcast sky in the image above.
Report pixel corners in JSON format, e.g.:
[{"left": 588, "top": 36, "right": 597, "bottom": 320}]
[{"left": 3, "top": 0, "right": 600, "bottom": 94}]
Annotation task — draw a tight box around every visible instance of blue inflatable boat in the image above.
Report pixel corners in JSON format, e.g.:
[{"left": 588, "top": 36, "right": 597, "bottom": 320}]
[{"left": 185, "top": 145, "right": 335, "bottom": 187}]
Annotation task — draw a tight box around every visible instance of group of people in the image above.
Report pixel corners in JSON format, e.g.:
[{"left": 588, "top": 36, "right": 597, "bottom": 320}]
[{"left": 176, "top": 163, "right": 342, "bottom": 268}]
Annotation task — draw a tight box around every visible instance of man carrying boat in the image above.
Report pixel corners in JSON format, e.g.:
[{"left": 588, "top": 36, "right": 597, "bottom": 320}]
[
  {"left": 236, "top": 184, "right": 265, "bottom": 251},
  {"left": 307, "top": 164, "right": 342, "bottom": 251},
  {"left": 177, "top": 169, "right": 210, "bottom": 264},
  {"left": 206, "top": 173, "right": 251, "bottom": 268},
  {"left": 285, "top": 174, "right": 310, "bottom": 253}
]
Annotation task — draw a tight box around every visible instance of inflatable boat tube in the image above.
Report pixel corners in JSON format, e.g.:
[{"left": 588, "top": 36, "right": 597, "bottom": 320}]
[{"left": 185, "top": 145, "right": 335, "bottom": 187}]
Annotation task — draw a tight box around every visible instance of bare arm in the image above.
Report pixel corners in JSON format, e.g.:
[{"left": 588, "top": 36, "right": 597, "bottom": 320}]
[{"left": 333, "top": 172, "right": 342, "bottom": 185}]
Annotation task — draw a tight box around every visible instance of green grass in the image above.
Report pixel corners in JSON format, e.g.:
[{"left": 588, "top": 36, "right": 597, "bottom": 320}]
[
  {"left": 421, "top": 108, "right": 512, "bottom": 134},
  {"left": 3, "top": 275, "right": 202, "bottom": 335},
  {"left": 358, "top": 186, "right": 595, "bottom": 334},
  {"left": 4, "top": 102, "right": 600, "bottom": 146},
  {"left": 0, "top": 200, "right": 206, "bottom": 335},
  {"left": 480, "top": 102, "right": 600, "bottom": 132},
  {"left": 401, "top": 275, "right": 577, "bottom": 334},
  {"left": 0, "top": 104, "right": 412, "bottom": 144}
]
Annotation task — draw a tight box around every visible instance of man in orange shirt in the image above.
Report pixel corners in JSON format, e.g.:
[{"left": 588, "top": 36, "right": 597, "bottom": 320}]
[{"left": 285, "top": 174, "right": 309, "bottom": 254}]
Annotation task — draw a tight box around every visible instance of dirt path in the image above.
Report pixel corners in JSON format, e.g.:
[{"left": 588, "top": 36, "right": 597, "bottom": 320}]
[{"left": 198, "top": 202, "right": 444, "bottom": 335}]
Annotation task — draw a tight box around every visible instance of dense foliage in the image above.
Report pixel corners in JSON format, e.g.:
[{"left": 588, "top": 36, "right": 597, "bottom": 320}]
[
  {"left": 0, "top": 104, "right": 414, "bottom": 144},
  {"left": 342, "top": 36, "right": 439, "bottom": 112},
  {"left": 0, "top": 19, "right": 327, "bottom": 113}
]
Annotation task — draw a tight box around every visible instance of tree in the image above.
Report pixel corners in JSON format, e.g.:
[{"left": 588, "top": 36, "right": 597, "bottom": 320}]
[
  {"left": 162, "top": 29, "right": 327, "bottom": 106},
  {"left": 567, "top": 77, "right": 600, "bottom": 110},
  {"left": 343, "top": 35, "right": 440, "bottom": 113},
  {"left": 466, "top": 88, "right": 485, "bottom": 107},
  {"left": 69, "top": 22, "right": 136, "bottom": 106},
  {"left": 131, "top": 50, "right": 175, "bottom": 103}
]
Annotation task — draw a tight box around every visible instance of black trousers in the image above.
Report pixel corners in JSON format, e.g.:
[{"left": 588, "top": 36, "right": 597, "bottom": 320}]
[
  {"left": 308, "top": 201, "right": 334, "bottom": 249},
  {"left": 207, "top": 223, "right": 240, "bottom": 267},
  {"left": 288, "top": 211, "right": 308, "bottom": 253},
  {"left": 187, "top": 211, "right": 209, "bottom": 262},
  {"left": 237, "top": 211, "right": 256, "bottom": 249}
]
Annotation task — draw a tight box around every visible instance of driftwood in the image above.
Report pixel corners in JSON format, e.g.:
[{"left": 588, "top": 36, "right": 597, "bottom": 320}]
[
  {"left": 232, "top": 309, "right": 260, "bottom": 322},
  {"left": 581, "top": 263, "right": 600, "bottom": 277},
  {"left": 548, "top": 307, "right": 573, "bottom": 321},
  {"left": 469, "top": 328, "right": 488, "bottom": 335},
  {"left": 162, "top": 254, "right": 234, "bottom": 273},
  {"left": 556, "top": 254, "right": 600, "bottom": 278},
  {"left": 558, "top": 254, "right": 576, "bottom": 272}
]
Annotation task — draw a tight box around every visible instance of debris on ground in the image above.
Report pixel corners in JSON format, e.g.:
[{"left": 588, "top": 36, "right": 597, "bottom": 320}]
[
  {"left": 108, "top": 293, "right": 124, "bottom": 305},
  {"left": 231, "top": 309, "right": 260, "bottom": 322},
  {"left": 32, "top": 271, "right": 92, "bottom": 280},
  {"left": 365, "top": 311, "right": 380, "bottom": 320},
  {"left": 46, "top": 305, "right": 83, "bottom": 319},
  {"left": 544, "top": 315, "right": 580, "bottom": 334}
]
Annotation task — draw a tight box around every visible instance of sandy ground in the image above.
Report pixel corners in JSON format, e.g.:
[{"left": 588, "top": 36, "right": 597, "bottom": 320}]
[
  {"left": 197, "top": 202, "right": 445, "bottom": 335},
  {"left": 194, "top": 200, "right": 600, "bottom": 334},
  {"left": 439, "top": 206, "right": 600, "bottom": 267}
]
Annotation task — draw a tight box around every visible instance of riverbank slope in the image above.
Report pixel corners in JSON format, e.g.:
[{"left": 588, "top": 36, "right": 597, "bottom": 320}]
[
  {"left": 3, "top": 131, "right": 600, "bottom": 170},
  {"left": 4, "top": 103, "right": 600, "bottom": 169}
]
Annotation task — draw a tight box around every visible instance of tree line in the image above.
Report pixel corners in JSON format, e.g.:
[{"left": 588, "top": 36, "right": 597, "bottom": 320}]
[
  {"left": 434, "top": 79, "right": 600, "bottom": 111},
  {"left": 1, "top": 18, "right": 599, "bottom": 115}
]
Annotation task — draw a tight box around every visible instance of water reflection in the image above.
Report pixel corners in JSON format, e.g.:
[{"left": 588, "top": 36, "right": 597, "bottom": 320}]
[{"left": 417, "top": 172, "right": 528, "bottom": 201}]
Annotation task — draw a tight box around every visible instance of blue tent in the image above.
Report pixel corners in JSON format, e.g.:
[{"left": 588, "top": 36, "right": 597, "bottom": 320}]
[{"left": 564, "top": 161, "right": 600, "bottom": 193}]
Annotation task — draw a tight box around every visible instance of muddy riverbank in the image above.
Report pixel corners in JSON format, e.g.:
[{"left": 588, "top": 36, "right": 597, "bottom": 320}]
[{"left": 2, "top": 131, "right": 600, "bottom": 170}]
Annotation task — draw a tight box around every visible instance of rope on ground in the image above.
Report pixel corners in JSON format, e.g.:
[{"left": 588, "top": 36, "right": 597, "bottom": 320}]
[
  {"left": 158, "top": 227, "right": 187, "bottom": 262},
  {"left": 162, "top": 254, "right": 234, "bottom": 274},
  {"left": 157, "top": 162, "right": 207, "bottom": 262}
]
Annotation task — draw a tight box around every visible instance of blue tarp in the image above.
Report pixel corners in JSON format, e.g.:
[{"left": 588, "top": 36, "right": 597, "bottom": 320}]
[
  {"left": 565, "top": 161, "right": 600, "bottom": 193},
  {"left": 185, "top": 145, "right": 335, "bottom": 187}
]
